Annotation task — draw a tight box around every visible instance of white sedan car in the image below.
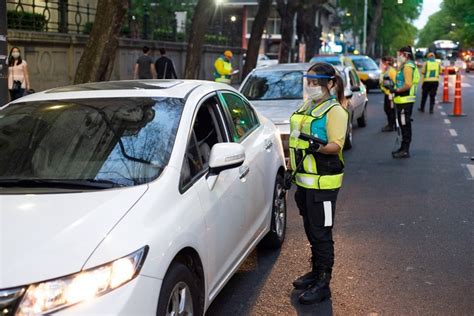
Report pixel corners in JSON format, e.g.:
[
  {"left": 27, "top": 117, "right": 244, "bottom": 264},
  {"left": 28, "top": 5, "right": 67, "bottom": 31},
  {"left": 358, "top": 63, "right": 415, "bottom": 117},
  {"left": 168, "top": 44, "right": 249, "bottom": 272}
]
[{"left": 0, "top": 80, "right": 287, "bottom": 315}]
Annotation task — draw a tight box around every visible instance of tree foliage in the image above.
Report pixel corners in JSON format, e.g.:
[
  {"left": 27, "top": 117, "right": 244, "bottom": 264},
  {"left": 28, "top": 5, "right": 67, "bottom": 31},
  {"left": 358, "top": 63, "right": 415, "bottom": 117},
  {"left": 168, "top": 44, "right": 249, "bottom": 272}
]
[
  {"left": 340, "top": 0, "right": 422, "bottom": 56},
  {"left": 418, "top": 0, "right": 474, "bottom": 48}
]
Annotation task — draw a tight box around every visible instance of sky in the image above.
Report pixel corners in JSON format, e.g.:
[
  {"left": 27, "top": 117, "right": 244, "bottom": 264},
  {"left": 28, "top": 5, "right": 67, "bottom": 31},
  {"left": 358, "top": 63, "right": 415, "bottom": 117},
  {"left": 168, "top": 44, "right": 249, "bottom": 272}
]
[{"left": 413, "top": 0, "right": 443, "bottom": 30}]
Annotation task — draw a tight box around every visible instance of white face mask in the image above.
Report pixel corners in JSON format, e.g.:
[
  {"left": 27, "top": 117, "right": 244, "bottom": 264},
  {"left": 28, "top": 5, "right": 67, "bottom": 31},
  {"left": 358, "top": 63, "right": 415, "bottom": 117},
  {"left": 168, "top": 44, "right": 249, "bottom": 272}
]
[
  {"left": 12, "top": 52, "right": 20, "bottom": 59},
  {"left": 305, "top": 85, "right": 325, "bottom": 101},
  {"left": 397, "top": 55, "right": 406, "bottom": 65}
]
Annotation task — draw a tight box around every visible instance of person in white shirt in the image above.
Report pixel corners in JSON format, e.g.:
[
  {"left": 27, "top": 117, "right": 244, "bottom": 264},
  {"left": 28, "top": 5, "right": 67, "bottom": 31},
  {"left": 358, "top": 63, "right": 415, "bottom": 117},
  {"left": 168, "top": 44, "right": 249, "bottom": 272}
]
[{"left": 8, "top": 47, "right": 30, "bottom": 101}]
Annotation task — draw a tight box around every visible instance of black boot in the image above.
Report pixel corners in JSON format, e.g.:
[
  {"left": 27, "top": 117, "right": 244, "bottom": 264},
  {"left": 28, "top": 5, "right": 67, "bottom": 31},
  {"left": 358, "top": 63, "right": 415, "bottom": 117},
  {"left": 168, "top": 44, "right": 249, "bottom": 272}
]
[
  {"left": 392, "top": 143, "right": 410, "bottom": 158},
  {"left": 381, "top": 125, "right": 394, "bottom": 132},
  {"left": 298, "top": 268, "right": 332, "bottom": 305},
  {"left": 293, "top": 262, "right": 319, "bottom": 290}
]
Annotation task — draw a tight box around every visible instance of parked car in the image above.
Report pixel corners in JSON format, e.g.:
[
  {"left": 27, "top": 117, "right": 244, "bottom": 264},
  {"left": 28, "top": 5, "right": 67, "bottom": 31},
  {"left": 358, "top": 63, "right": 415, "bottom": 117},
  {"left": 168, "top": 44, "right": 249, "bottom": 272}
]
[
  {"left": 345, "top": 55, "right": 381, "bottom": 92},
  {"left": 0, "top": 80, "right": 287, "bottom": 315},
  {"left": 239, "top": 63, "right": 367, "bottom": 152},
  {"left": 309, "top": 54, "right": 344, "bottom": 66},
  {"left": 256, "top": 54, "right": 279, "bottom": 68}
]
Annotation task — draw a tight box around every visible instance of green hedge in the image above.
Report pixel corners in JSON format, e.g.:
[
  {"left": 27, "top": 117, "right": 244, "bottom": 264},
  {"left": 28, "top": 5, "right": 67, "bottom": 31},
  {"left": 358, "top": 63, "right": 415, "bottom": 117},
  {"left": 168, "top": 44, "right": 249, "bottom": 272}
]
[{"left": 7, "top": 10, "right": 47, "bottom": 31}]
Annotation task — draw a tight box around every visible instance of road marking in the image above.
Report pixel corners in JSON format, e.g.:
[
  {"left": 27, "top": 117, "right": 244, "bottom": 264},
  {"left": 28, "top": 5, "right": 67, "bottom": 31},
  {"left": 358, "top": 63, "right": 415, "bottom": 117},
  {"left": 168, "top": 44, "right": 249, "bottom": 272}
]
[
  {"left": 449, "top": 129, "right": 458, "bottom": 136},
  {"left": 440, "top": 111, "right": 447, "bottom": 116},
  {"left": 461, "top": 83, "right": 472, "bottom": 87},
  {"left": 456, "top": 144, "right": 467, "bottom": 153},
  {"left": 444, "top": 119, "right": 451, "bottom": 124},
  {"left": 466, "top": 164, "right": 474, "bottom": 179},
  {"left": 438, "top": 106, "right": 443, "bottom": 110}
]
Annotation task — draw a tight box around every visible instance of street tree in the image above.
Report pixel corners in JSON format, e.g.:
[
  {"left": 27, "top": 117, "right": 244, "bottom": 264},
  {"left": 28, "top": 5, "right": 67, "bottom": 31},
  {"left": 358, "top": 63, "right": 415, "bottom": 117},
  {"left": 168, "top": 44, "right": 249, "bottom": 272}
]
[
  {"left": 276, "top": 0, "right": 301, "bottom": 63},
  {"left": 74, "top": 0, "right": 128, "bottom": 84},
  {"left": 242, "top": 0, "right": 272, "bottom": 78},
  {"left": 184, "top": 0, "right": 215, "bottom": 79},
  {"left": 297, "top": 0, "right": 328, "bottom": 62},
  {"left": 366, "top": 0, "right": 382, "bottom": 57}
]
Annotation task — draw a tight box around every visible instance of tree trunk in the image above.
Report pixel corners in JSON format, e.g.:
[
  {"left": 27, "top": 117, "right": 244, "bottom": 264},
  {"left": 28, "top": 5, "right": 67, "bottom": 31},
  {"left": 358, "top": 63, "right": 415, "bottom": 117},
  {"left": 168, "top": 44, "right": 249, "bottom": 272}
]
[
  {"left": 297, "top": 0, "right": 327, "bottom": 62},
  {"left": 242, "top": 0, "right": 272, "bottom": 78},
  {"left": 366, "top": 0, "right": 382, "bottom": 57},
  {"left": 276, "top": 0, "right": 301, "bottom": 64},
  {"left": 74, "top": 0, "right": 127, "bottom": 84},
  {"left": 184, "top": 0, "right": 215, "bottom": 79}
]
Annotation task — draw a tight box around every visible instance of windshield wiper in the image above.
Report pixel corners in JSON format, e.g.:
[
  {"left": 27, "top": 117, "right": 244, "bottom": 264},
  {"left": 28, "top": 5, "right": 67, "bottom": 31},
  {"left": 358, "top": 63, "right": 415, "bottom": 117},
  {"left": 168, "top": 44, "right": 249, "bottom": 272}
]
[{"left": 0, "top": 179, "right": 124, "bottom": 189}]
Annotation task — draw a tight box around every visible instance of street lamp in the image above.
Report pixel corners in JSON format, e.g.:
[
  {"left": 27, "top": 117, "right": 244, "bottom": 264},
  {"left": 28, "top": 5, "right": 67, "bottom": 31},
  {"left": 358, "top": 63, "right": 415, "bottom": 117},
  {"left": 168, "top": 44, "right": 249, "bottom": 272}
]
[
  {"left": 397, "top": 0, "right": 403, "bottom": 4},
  {"left": 230, "top": 15, "right": 236, "bottom": 22},
  {"left": 451, "top": 23, "right": 456, "bottom": 27},
  {"left": 345, "top": 12, "right": 351, "bottom": 17}
]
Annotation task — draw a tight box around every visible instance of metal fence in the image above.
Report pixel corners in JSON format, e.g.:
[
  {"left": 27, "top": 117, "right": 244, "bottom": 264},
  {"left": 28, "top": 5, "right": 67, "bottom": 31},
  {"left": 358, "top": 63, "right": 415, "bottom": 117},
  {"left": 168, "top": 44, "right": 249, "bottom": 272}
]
[
  {"left": 7, "top": 0, "right": 96, "bottom": 34},
  {"left": 6, "top": 0, "right": 239, "bottom": 46}
]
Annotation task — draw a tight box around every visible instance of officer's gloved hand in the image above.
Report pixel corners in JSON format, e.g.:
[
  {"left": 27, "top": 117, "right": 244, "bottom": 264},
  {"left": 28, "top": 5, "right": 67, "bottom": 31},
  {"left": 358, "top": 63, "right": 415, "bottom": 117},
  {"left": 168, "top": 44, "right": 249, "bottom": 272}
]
[
  {"left": 283, "top": 170, "right": 293, "bottom": 191},
  {"left": 389, "top": 86, "right": 397, "bottom": 95},
  {"left": 307, "top": 140, "right": 322, "bottom": 154}
]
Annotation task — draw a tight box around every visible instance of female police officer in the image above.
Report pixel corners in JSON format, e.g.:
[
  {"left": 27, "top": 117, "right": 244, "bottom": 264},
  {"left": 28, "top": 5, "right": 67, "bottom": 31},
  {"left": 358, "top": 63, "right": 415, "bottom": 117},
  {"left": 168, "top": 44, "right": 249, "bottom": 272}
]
[
  {"left": 392, "top": 46, "right": 420, "bottom": 158},
  {"left": 289, "top": 63, "right": 348, "bottom": 304}
]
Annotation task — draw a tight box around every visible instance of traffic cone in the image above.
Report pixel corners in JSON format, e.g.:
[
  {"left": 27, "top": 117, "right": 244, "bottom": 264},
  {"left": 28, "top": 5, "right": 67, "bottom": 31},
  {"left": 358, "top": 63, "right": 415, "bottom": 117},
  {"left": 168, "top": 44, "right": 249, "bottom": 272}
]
[
  {"left": 442, "top": 66, "right": 450, "bottom": 103},
  {"left": 449, "top": 70, "right": 466, "bottom": 117}
]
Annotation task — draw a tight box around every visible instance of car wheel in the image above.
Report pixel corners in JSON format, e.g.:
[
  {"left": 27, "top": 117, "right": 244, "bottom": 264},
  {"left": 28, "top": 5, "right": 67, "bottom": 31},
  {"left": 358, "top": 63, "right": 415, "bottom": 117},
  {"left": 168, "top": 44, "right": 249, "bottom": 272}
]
[
  {"left": 344, "top": 120, "right": 353, "bottom": 150},
  {"left": 261, "top": 173, "right": 287, "bottom": 249},
  {"left": 357, "top": 104, "right": 367, "bottom": 128},
  {"left": 157, "top": 262, "right": 203, "bottom": 316}
]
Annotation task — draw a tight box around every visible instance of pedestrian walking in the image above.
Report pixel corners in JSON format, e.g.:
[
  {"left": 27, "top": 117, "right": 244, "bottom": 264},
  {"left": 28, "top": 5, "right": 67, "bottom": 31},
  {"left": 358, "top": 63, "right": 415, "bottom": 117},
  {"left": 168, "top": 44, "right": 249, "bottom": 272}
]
[
  {"left": 155, "top": 48, "right": 178, "bottom": 79},
  {"left": 380, "top": 56, "right": 397, "bottom": 132},
  {"left": 391, "top": 46, "right": 420, "bottom": 158},
  {"left": 289, "top": 63, "right": 349, "bottom": 305},
  {"left": 134, "top": 46, "right": 156, "bottom": 80},
  {"left": 213, "top": 50, "right": 237, "bottom": 84},
  {"left": 419, "top": 52, "right": 441, "bottom": 113},
  {"left": 8, "top": 47, "right": 30, "bottom": 101}
]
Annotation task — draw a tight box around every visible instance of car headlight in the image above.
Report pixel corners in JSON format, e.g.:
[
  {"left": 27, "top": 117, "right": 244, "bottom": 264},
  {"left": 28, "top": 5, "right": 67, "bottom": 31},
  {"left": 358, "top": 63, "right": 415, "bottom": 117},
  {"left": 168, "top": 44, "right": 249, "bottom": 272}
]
[{"left": 16, "top": 246, "right": 148, "bottom": 315}]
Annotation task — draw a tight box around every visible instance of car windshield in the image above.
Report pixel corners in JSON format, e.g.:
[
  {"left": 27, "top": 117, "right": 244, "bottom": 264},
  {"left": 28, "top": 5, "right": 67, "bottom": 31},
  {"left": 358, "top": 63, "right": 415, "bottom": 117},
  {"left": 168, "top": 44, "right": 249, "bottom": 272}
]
[
  {"left": 351, "top": 57, "right": 379, "bottom": 71},
  {"left": 309, "top": 57, "right": 342, "bottom": 66},
  {"left": 0, "top": 97, "right": 184, "bottom": 189},
  {"left": 241, "top": 70, "right": 303, "bottom": 100}
]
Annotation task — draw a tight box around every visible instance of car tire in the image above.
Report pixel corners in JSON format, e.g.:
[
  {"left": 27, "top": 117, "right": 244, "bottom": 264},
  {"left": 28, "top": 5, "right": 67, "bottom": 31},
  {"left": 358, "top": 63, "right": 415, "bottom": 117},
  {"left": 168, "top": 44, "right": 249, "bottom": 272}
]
[
  {"left": 156, "top": 262, "right": 203, "bottom": 316},
  {"left": 261, "top": 173, "right": 287, "bottom": 249},
  {"left": 344, "top": 120, "right": 353, "bottom": 150},
  {"left": 357, "top": 104, "right": 367, "bottom": 128}
]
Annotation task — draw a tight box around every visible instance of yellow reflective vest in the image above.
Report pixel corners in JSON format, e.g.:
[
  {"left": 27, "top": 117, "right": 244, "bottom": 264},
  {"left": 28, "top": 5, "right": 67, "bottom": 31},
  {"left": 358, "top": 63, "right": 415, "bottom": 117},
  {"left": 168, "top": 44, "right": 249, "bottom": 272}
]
[
  {"left": 289, "top": 98, "right": 346, "bottom": 190},
  {"left": 380, "top": 66, "right": 397, "bottom": 95},
  {"left": 394, "top": 61, "right": 420, "bottom": 104},
  {"left": 423, "top": 60, "right": 441, "bottom": 82},
  {"left": 213, "top": 56, "right": 232, "bottom": 84}
]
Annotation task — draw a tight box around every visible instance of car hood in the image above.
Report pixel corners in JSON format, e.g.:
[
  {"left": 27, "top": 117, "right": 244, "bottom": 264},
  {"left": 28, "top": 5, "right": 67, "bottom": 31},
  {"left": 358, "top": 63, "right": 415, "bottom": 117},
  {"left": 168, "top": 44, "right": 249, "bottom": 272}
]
[
  {"left": 251, "top": 99, "right": 302, "bottom": 128},
  {"left": 0, "top": 186, "right": 148, "bottom": 288}
]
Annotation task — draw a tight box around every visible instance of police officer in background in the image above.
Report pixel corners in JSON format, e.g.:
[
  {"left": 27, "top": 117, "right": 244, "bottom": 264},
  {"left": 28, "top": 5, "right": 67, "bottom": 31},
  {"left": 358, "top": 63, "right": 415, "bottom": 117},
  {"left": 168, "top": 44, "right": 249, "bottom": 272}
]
[
  {"left": 391, "top": 46, "right": 420, "bottom": 159},
  {"left": 419, "top": 52, "right": 441, "bottom": 113},
  {"left": 380, "top": 56, "right": 397, "bottom": 132},
  {"left": 289, "top": 63, "right": 348, "bottom": 304}
]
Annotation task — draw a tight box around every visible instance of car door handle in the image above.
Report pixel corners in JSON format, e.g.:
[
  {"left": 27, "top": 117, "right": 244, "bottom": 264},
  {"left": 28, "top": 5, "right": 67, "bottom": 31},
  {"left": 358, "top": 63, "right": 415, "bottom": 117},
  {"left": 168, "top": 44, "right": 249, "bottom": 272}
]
[
  {"left": 264, "top": 139, "right": 273, "bottom": 151},
  {"left": 239, "top": 165, "right": 250, "bottom": 179}
]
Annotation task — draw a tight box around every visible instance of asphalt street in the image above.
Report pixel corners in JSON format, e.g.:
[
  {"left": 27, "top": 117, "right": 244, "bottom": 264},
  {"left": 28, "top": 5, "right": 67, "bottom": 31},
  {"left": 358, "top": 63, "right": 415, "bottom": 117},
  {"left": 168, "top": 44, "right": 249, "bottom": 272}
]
[{"left": 207, "top": 72, "right": 474, "bottom": 316}]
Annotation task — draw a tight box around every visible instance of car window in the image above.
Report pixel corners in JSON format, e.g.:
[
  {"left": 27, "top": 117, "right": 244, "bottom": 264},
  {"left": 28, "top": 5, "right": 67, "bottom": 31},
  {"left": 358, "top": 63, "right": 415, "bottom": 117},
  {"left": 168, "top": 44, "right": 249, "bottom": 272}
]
[
  {"left": 351, "top": 57, "right": 379, "bottom": 71},
  {"left": 349, "top": 70, "right": 360, "bottom": 87},
  {"left": 240, "top": 70, "right": 303, "bottom": 100},
  {"left": 180, "top": 96, "right": 226, "bottom": 189},
  {"left": 219, "top": 92, "right": 259, "bottom": 142},
  {"left": 309, "top": 57, "right": 342, "bottom": 66},
  {"left": 0, "top": 97, "right": 184, "bottom": 188}
]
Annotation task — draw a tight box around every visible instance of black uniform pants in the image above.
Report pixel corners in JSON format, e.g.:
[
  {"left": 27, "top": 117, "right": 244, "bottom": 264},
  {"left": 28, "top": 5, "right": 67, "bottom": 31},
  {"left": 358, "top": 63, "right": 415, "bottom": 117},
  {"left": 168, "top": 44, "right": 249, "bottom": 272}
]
[
  {"left": 295, "top": 186, "right": 337, "bottom": 270},
  {"left": 395, "top": 102, "right": 414, "bottom": 149},
  {"left": 420, "top": 82, "right": 439, "bottom": 111},
  {"left": 383, "top": 94, "right": 396, "bottom": 128}
]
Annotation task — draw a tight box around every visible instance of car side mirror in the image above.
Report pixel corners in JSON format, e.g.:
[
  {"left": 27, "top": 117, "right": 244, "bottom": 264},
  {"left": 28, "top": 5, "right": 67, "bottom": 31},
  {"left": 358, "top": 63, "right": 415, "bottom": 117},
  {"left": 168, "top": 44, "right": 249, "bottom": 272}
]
[
  {"left": 207, "top": 143, "right": 246, "bottom": 190},
  {"left": 208, "top": 143, "right": 245, "bottom": 176},
  {"left": 351, "top": 86, "right": 361, "bottom": 92}
]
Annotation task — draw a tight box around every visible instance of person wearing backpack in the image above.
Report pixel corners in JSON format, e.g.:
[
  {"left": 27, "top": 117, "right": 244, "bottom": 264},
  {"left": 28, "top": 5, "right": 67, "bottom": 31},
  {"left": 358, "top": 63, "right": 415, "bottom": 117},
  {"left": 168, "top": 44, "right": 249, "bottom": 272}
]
[
  {"left": 391, "top": 46, "right": 420, "bottom": 159},
  {"left": 155, "top": 48, "right": 178, "bottom": 79}
]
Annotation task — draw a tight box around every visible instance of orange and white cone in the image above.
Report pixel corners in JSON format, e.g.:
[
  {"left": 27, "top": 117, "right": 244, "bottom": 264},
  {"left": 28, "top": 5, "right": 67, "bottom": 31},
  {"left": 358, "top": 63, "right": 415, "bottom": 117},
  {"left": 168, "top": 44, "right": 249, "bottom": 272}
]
[{"left": 449, "top": 70, "right": 466, "bottom": 117}]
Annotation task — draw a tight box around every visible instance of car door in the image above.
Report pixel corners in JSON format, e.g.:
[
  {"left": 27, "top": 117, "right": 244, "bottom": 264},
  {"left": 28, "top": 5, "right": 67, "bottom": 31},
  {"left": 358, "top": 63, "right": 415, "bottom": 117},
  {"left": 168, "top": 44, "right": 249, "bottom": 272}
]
[
  {"left": 179, "top": 94, "right": 248, "bottom": 297},
  {"left": 217, "top": 91, "right": 274, "bottom": 244},
  {"left": 349, "top": 69, "right": 365, "bottom": 119}
]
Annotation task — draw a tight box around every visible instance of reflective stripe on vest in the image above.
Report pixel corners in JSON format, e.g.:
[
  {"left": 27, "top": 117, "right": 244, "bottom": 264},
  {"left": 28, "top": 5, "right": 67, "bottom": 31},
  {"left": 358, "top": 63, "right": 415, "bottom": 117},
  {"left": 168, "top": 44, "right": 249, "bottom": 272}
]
[
  {"left": 289, "top": 98, "right": 345, "bottom": 190},
  {"left": 424, "top": 60, "right": 440, "bottom": 82},
  {"left": 394, "top": 62, "right": 420, "bottom": 104}
]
